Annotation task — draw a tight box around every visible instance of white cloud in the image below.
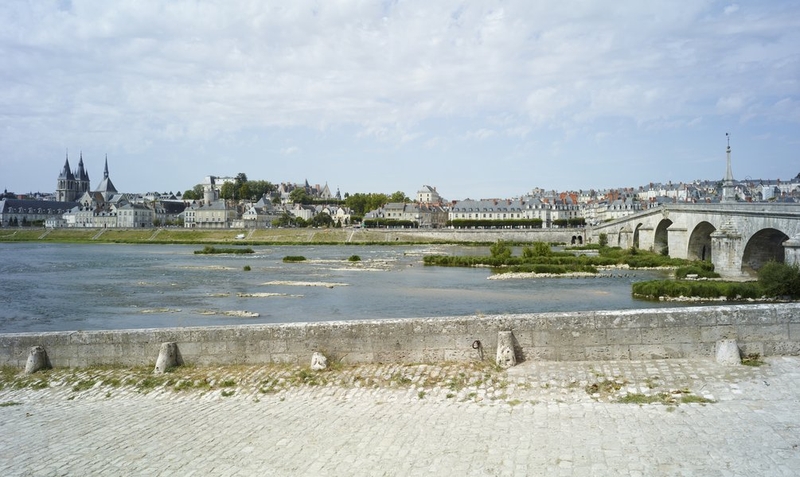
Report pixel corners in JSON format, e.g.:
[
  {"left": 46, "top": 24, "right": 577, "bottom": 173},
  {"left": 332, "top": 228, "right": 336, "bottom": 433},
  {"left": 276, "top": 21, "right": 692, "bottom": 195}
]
[{"left": 0, "top": 0, "right": 798, "bottom": 198}]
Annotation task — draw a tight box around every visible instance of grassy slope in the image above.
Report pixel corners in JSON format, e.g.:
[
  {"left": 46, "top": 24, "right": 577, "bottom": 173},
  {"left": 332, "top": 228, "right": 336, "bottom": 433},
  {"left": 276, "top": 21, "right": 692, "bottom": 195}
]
[{"left": 0, "top": 227, "right": 453, "bottom": 245}]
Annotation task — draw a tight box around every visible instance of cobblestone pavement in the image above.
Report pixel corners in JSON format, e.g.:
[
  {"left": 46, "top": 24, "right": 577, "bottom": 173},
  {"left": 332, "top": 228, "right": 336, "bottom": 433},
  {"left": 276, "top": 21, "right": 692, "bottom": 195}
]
[{"left": 2, "top": 357, "right": 799, "bottom": 476}]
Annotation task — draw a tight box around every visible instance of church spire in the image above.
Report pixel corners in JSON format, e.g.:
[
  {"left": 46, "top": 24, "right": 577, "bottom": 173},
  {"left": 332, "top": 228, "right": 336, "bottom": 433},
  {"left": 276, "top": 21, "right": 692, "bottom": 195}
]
[
  {"left": 103, "top": 154, "right": 109, "bottom": 179},
  {"left": 721, "top": 133, "right": 737, "bottom": 203}
]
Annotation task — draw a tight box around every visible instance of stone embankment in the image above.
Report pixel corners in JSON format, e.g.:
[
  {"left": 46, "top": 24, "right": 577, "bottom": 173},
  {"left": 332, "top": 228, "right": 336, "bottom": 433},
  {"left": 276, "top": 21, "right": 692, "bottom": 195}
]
[{"left": 1, "top": 303, "right": 798, "bottom": 369}]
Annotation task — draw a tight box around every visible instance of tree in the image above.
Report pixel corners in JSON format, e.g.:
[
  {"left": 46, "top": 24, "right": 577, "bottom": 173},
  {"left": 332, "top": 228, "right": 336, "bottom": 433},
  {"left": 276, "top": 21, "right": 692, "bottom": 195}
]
[
  {"left": 182, "top": 189, "right": 199, "bottom": 200},
  {"left": 310, "top": 213, "right": 334, "bottom": 228},
  {"left": 219, "top": 182, "right": 235, "bottom": 200},
  {"left": 248, "top": 180, "right": 275, "bottom": 200},
  {"left": 272, "top": 212, "right": 295, "bottom": 228},
  {"left": 238, "top": 182, "right": 251, "bottom": 202},
  {"left": 289, "top": 188, "right": 311, "bottom": 204},
  {"left": 345, "top": 192, "right": 392, "bottom": 216},
  {"left": 490, "top": 240, "right": 512, "bottom": 259},
  {"left": 390, "top": 191, "right": 409, "bottom": 203}
]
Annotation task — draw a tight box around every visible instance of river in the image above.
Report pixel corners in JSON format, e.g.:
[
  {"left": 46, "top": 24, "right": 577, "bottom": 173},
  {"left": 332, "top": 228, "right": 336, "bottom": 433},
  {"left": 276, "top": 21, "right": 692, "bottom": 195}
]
[{"left": 0, "top": 242, "right": 680, "bottom": 333}]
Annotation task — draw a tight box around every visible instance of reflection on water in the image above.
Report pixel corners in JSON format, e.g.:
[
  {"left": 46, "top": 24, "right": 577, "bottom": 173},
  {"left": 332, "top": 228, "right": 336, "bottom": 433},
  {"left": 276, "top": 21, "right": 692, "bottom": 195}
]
[{"left": 0, "top": 242, "right": 681, "bottom": 333}]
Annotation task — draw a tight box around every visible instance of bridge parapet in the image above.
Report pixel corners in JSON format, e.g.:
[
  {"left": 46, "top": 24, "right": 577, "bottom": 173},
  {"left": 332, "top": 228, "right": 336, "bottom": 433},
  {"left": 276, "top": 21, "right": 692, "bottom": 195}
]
[{"left": 589, "top": 203, "right": 800, "bottom": 279}]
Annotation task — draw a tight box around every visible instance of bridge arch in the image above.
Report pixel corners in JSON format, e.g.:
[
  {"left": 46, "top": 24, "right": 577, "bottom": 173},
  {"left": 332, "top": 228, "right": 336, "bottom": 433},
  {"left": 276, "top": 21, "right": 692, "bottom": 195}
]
[
  {"left": 654, "top": 219, "right": 673, "bottom": 254},
  {"left": 632, "top": 223, "right": 643, "bottom": 249},
  {"left": 688, "top": 221, "right": 716, "bottom": 262},
  {"left": 741, "top": 228, "right": 790, "bottom": 276}
]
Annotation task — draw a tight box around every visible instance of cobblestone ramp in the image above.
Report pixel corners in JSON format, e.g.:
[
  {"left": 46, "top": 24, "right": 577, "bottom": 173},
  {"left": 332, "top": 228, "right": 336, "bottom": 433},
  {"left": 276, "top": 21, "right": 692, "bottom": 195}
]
[{"left": 2, "top": 358, "right": 799, "bottom": 476}]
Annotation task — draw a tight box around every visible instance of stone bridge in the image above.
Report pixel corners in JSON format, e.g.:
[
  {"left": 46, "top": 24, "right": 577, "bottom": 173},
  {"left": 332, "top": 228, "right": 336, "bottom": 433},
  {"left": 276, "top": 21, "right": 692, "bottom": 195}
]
[{"left": 589, "top": 203, "right": 800, "bottom": 279}]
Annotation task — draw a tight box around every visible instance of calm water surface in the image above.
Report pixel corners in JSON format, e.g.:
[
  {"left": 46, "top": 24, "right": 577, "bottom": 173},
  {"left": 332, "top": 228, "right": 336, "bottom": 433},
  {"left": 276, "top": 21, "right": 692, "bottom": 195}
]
[{"left": 0, "top": 242, "right": 681, "bottom": 333}]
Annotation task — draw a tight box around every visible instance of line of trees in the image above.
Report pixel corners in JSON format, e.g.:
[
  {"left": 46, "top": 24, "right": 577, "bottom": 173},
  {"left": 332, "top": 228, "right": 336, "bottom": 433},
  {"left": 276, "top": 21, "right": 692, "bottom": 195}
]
[{"left": 447, "top": 219, "right": 544, "bottom": 229}]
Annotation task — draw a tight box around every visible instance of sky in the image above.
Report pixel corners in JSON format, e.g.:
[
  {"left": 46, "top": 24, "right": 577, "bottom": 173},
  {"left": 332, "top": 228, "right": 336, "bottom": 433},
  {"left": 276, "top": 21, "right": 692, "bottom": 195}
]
[{"left": 1, "top": 1, "right": 798, "bottom": 201}]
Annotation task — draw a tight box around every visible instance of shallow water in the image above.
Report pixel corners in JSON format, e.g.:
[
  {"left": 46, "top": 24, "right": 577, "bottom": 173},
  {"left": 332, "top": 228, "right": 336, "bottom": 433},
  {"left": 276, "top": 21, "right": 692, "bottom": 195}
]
[{"left": 0, "top": 242, "right": 680, "bottom": 332}]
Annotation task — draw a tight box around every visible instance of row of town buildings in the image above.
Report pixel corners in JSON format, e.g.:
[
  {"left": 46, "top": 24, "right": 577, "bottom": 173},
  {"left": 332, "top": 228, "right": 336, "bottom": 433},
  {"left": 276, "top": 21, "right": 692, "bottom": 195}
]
[{"left": 1, "top": 154, "right": 799, "bottom": 230}]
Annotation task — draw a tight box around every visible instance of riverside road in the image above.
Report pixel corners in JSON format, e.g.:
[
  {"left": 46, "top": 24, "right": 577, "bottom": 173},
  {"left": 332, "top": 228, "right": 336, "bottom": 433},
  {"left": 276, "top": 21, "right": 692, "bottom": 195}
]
[{"left": 1, "top": 358, "right": 799, "bottom": 476}]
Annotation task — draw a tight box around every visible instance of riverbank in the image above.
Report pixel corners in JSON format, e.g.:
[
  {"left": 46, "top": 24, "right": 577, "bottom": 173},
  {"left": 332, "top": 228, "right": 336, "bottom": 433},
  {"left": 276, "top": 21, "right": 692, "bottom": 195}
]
[{"left": 0, "top": 226, "right": 584, "bottom": 245}]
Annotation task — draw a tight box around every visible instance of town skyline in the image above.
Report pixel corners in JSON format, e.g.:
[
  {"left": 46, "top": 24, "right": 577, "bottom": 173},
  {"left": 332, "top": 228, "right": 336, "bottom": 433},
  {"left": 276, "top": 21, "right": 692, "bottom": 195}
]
[
  {"left": 5, "top": 149, "right": 799, "bottom": 204},
  {"left": 2, "top": 2, "right": 798, "bottom": 199}
]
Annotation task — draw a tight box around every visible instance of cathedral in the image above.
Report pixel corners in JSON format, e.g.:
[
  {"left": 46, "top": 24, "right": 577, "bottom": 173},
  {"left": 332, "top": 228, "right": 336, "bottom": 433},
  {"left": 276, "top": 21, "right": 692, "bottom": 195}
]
[
  {"left": 55, "top": 153, "right": 118, "bottom": 203},
  {"left": 56, "top": 152, "right": 91, "bottom": 202}
]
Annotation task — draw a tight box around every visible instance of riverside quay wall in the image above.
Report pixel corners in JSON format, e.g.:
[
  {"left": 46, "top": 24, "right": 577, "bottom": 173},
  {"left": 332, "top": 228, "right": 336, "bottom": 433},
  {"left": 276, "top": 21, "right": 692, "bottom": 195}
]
[{"left": 2, "top": 303, "right": 799, "bottom": 369}]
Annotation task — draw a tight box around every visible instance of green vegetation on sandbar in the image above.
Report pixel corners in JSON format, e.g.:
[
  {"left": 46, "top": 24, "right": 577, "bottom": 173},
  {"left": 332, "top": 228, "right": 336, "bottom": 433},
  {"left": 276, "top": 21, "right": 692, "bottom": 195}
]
[
  {"left": 423, "top": 240, "right": 694, "bottom": 274},
  {"left": 632, "top": 261, "right": 800, "bottom": 301},
  {"left": 283, "top": 255, "right": 307, "bottom": 262},
  {"left": 194, "top": 246, "right": 254, "bottom": 255},
  {"left": 631, "top": 280, "right": 763, "bottom": 301}
]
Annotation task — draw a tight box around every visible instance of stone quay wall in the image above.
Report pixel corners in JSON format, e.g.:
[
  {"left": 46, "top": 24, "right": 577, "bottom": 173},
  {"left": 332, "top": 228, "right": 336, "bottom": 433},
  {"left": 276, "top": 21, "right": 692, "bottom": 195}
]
[{"left": 1, "top": 303, "right": 798, "bottom": 369}]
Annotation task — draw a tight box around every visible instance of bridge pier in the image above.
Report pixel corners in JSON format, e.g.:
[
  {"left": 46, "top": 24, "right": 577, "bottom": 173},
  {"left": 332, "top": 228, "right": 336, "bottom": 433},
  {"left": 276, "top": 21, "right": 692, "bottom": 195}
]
[
  {"left": 785, "top": 234, "right": 800, "bottom": 267},
  {"left": 666, "top": 227, "right": 688, "bottom": 259},
  {"left": 711, "top": 220, "right": 745, "bottom": 279}
]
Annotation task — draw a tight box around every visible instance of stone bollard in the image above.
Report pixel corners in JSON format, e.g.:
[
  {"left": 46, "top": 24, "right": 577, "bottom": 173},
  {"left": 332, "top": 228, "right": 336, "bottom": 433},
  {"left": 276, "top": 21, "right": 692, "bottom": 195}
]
[
  {"left": 716, "top": 339, "right": 741, "bottom": 366},
  {"left": 154, "top": 342, "right": 181, "bottom": 374},
  {"left": 25, "top": 346, "right": 51, "bottom": 375},
  {"left": 310, "top": 352, "right": 328, "bottom": 371},
  {"left": 496, "top": 331, "right": 517, "bottom": 368}
]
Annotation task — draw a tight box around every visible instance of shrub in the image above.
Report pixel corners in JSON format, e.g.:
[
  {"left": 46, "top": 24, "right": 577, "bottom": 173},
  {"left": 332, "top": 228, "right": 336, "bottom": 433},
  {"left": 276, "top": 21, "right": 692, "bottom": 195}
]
[
  {"left": 522, "top": 242, "right": 551, "bottom": 258},
  {"left": 348, "top": 255, "right": 361, "bottom": 262},
  {"left": 758, "top": 261, "right": 800, "bottom": 298},
  {"left": 675, "top": 265, "right": 719, "bottom": 279},
  {"left": 489, "top": 240, "right": 512, "bottom": 260},
  {"left": 632, "top": 280, "right": 763, "bottom": 300},
  {"left": 283, "top": 256, "right": 307, "bottom": 262},
  {"left": 243, "top": 265, "right": 251, "bottom": 271}
]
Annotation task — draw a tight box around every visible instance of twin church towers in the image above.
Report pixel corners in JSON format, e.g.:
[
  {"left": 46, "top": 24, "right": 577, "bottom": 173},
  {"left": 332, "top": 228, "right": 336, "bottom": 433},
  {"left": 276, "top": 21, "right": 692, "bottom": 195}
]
[{"left": 55, "top": 152, "right": 117, "bottom": 202}]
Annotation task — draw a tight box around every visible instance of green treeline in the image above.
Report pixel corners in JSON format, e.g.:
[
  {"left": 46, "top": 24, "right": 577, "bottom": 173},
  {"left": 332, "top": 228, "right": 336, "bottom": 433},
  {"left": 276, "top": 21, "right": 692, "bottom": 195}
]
[{"left": 447, "top": 219, "right": 544, "bottom": 229}]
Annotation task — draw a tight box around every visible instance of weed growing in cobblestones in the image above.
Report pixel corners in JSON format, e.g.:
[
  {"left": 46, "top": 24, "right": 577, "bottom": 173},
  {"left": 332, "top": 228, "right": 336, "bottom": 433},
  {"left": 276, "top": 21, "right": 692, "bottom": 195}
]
[
  {"left": 742, "top": 353, "right": 765, "bottom": 367},
  {"left": 585, "top": 376, "right": 628, "bottom": 397},
  {"left": 679, "top": 395, "right": 714, "bottom": 405},
  {"left": 1, "top": 401, "right": 22, "bottom": 407},
  {"left": 616, "top": 392, "right": 714, "bottom": 406},
  {"left": 220, "top": 379, "right": 237, "bottom": 388},
  {"left": 136, "top": 376, "right": 165, "bottom": 393},
  {"left": 30, "top": 378, "right": 49, "bottom": 390},
  {"left": 290, "top": 368, "right": 326, "bottom": 386},
  {"left": 418, "top": 391, "right": 426, "bottom": 399},
  {"left": 71, "top": 379, "right": 96, "bottom": 392},
  {"left": 390, "top": 372, "right": 412, "bottom": 387},
  {"left": 221, "top": 390, "right": 235, "bottom": 397},
  {"left": 644, "top": 376, "right": 660, "bottom": 389}
]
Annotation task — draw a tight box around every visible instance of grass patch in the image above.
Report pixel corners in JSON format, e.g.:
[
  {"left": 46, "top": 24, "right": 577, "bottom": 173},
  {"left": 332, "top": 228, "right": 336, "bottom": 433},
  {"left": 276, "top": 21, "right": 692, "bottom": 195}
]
[
  {"left": 0, "top": 401, "right": 23, "bottom": 407},
  {"left": 71, "top": 379, "right": 96, "bottom": 392},
  {"left": 585, "top": 378, "right": 627, "bottom": 395},
  {"left": 282, "top": 255, "right": 307, "bottom": 262},
  {"left": 617, "top": 392, "right": 714, "bottom": 405},
  {"left": 741, "top": 353, "right": 766, "bottom": 367},
  {"left": 632, "top": 280, "right": 764, "bottom": 301}
]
